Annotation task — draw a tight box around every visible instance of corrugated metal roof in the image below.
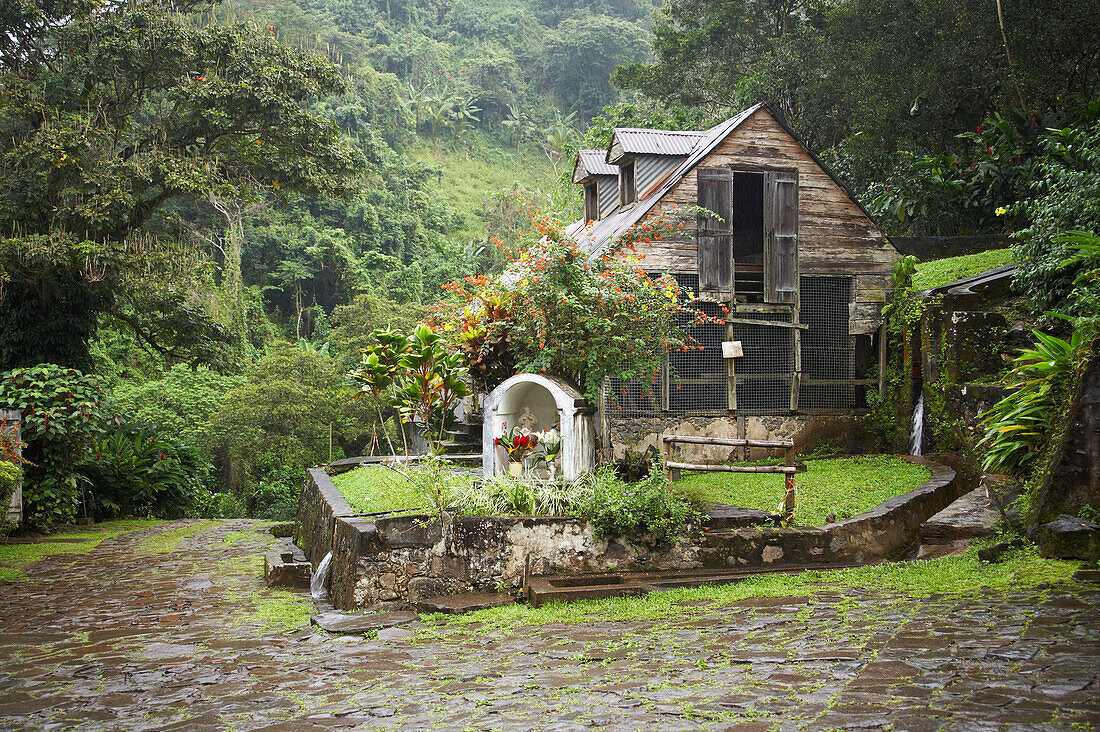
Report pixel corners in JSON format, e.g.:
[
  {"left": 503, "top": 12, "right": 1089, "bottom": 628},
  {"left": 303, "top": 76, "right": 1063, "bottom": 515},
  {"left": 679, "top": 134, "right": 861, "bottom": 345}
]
[
  {"left": 575, "top": 104, "right": 764, "bottom": 257},
  {"left": 576, "top": 149, "right": 618, "bottom": 177},
  {"left": 610, "top": 128, "right": 703, "bottom": 157}
]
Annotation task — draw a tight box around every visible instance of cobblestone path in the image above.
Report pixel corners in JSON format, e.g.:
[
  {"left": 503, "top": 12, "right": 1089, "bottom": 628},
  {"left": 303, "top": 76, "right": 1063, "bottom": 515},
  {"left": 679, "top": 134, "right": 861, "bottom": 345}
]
[{"left": 0, "top": 520, "right": 1097, "bottom": 731}]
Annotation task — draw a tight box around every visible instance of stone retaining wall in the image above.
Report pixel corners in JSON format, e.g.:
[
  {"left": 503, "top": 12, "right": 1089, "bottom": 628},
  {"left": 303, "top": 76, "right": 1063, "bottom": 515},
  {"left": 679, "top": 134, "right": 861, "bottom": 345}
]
[
  {"left": 297, "top": 456, "right": 961, "bottom": 611},
  {"left": 295, "top": 467, "right": 354, "bottom": 566}
]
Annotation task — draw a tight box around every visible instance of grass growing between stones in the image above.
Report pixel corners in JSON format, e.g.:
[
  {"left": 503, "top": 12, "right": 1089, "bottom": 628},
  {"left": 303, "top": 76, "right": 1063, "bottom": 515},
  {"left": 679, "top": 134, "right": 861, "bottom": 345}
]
[
  {"left": 911, "top": 247, "right": 1016, "bottom": 291},
  {"left": 678, "top": 455, "right": 930, "bottom": 526},
  {"left": 139, "top": 520, "right": 219, "bottom": 553},
  {"left": 419, "top": 544, "right": 1079, "bottom": 632},
  {"left": 242, "top": 588, "right": 314, "bottom": 631},
  {"left": 0, "top": 520, "right": 163, "bottom": 581},
  {"left": 332, "top": 465, "right": 425, "bottom": 514}
]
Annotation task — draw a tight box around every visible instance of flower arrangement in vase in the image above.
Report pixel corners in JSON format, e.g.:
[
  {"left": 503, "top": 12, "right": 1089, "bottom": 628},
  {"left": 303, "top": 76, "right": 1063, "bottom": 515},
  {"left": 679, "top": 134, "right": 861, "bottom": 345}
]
[{"left": 495, "top": 425, "right": 539, "bottom": 475}]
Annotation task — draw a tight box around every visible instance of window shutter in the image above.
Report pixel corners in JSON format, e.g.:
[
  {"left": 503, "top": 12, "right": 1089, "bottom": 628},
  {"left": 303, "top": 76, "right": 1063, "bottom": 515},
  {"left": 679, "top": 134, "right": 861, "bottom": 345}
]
[
  {"left": 697, "top": 168, "right": 732, "bottom": 295},
  {"left": 764, "top": 169, "right": 798, "bottom": 304},
  {"left": 584, "top": 183, "right": 598, "bottom": 222}
]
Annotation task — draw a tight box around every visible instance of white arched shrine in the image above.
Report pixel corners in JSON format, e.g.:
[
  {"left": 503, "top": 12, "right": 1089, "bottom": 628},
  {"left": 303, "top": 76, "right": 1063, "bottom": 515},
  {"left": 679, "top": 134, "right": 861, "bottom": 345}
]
[{"left": 482, "top": 374, "right": 596, "bottom": 481}]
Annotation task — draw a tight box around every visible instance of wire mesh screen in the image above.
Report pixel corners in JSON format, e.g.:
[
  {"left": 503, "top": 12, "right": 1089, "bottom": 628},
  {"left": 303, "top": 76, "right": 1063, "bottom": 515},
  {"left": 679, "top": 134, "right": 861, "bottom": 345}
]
[
  {"left": 799, "top": 275, "right": 855, "bottom": 411},
  {"left": 664, "top": 274, "right": 726, "bottom": 413},
  {"left": 731, "top": 311, "right": 794, "bottom": 413},
  {"left": 602, "top": 272, "right": 697, "bottom": 417},
  {"left": 606, "top": 371, "right": 662, "bottom": 417}
]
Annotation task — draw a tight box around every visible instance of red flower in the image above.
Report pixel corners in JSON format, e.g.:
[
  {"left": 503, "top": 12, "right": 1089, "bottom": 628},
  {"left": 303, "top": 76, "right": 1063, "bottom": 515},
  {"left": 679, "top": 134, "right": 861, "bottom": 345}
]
[{"left": 977, "top": 125, "right": 982, "bottom": 133}]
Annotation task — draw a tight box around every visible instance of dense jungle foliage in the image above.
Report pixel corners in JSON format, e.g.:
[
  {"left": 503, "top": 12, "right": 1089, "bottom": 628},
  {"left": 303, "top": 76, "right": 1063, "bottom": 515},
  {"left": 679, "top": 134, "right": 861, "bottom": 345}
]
[{"left": 0, "top": 0, "right": 1096, "bottom": 529}]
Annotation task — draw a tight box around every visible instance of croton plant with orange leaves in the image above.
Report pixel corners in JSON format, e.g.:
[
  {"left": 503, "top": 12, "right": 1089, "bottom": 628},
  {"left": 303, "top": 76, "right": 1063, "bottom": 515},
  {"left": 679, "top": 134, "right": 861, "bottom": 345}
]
[{"left": 427, "top": 200, "right": 718, "bottom": 401}]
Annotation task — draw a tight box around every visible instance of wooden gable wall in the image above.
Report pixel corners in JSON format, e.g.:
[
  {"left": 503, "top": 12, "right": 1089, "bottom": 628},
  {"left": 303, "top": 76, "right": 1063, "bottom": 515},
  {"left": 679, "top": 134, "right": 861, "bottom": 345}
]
[{"left": 628, "top": 107, "right": 899, "bottom": 330}]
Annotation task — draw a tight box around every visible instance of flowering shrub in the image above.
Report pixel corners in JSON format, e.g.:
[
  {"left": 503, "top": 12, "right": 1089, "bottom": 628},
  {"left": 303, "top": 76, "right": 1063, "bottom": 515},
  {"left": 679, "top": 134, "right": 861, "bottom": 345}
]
[
  {"left": 868, "top": 109, "right": 1050, "bottom": 236},
  {"left": 579, "top": 462, "right": 701, "bottom": 545},
  {"left": 77, "top": 422, "right": 210, "bottom": 519},
  {"left": 428, "top": 200, "right": 717, "bottom": 400}
]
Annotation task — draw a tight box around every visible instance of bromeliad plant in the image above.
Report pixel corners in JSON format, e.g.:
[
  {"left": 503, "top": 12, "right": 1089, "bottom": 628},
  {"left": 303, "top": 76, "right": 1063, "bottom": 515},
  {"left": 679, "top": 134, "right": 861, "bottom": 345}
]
[
  {"left": 428, "top": 199, "right": 717, "bottom": 401},
  {"left": 977, "top": 322, "right": 1085, "bottom": 475}
]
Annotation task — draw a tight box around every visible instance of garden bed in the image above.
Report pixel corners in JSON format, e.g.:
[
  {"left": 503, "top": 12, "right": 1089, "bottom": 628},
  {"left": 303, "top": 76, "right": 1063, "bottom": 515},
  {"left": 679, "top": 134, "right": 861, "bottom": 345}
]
[
  {"left": 298, "top": 456, "right": 962, "bottom": 611},
  {"left": 332, "top": 464, "right": 425, "bottom": 515},
  {"left": 334, "top": 455, "right": 933, "bottom": 529},
  {"left": 912, "top": 247, "right": 1016, "bottom": 291}
]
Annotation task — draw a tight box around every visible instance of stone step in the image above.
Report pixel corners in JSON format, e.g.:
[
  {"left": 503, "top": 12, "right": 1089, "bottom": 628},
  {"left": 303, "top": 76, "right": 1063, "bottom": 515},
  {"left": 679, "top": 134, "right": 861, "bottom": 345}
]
[
  {"left": 412, "top": 592, "right": 517, "bottom": 614},
  {"left": 264, "top": 550, "right": 311, "bottom": 590},
  {"left": 311, "top": 610, "right": 418, "bottom": 634},
  {"left": 525, "top": 563, "right": 861, "bottom": 608},
  {"left": 438, "top": 453, "right": 480, "bottom": 467},
  {"left": 920, "top": 487, "right": 1002, "bottom": 542},
  {"left": 436, "top": 440, "right": 479, "bottom": 455},
  {"left": 703, "top": 504, "right": 774, "bottom": 530},
  {"left": 443, "top": 430, "right": 479, "bottom": 443}
]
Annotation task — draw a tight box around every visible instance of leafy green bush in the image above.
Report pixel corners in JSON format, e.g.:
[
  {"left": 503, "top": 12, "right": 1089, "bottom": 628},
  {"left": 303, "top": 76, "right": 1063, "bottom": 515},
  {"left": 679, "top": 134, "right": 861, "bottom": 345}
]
[
  {"left": 77, "top": 422, "right": 210, "bottom": 519},
  {"left": 579, "top": 463, "right": 701, "bottom": 545},
  {"left": 0, "top": 365, "right": 113, "bottom": 529},
  {"left": 114, "top": 365, "right": 244, "bottom": 454},
  {"left": 211, "top": 343, "right": 377, "bottom": 511},
  {"left": 1013, "top": 113, "right": 1100, "bottom": 315}
]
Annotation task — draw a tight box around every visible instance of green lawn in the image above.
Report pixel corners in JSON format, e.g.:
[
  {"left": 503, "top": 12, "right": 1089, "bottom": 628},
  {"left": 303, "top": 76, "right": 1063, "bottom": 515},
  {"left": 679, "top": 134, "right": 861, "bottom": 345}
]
[
  {"left": 675, "top": 455, "right": 931, "bottom": 526},
  {"left": 912, "top": 247, "right": 1017, "bottom": 291},
  {"left": 332, "top": 464, "right": 425, "bottom": 515},
  {"left": 0, "top": 519, "right": 163, "bottom": 581}
]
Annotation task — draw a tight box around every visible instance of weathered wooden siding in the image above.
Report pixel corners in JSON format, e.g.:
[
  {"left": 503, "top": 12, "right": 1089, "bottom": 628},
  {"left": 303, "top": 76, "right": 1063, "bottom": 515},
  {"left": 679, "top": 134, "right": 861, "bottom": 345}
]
[{"left": 631, "top": 108, "right": 898, "bottom": 329}]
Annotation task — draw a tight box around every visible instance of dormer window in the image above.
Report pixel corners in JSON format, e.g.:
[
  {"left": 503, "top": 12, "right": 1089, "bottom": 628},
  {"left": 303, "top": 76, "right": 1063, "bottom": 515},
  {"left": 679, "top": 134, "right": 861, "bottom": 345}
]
[
  {"left": 584, "top": 182, "right": 599, "bottom": 223},
  {"left": 619, "top": 161, "right": 636, "bottom": 206}
]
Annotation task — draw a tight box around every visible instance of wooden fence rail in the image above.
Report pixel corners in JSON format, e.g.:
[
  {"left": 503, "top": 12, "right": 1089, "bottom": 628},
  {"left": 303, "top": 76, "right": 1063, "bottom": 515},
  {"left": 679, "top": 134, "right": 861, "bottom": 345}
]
[{"left": 660, "top": 435, "right": 802, "bottom": 516}]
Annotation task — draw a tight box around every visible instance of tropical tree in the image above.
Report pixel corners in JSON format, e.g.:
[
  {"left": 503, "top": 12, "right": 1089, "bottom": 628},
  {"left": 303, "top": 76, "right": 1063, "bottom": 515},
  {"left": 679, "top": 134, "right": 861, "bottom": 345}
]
[{"left": 0, "top": 0, "right": 364, "bottom": 370}]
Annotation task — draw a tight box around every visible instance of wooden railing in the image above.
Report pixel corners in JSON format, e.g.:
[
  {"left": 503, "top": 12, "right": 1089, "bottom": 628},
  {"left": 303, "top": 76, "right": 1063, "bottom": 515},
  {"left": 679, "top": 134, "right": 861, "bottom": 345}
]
[{"left": 659, "top": 434, "right": 800, "bottom": 493}]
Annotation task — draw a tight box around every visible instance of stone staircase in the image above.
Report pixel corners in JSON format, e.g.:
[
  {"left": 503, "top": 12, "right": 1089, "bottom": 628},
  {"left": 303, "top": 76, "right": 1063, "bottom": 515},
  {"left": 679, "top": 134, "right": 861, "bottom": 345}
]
[{"left": 434, "top": 417, "right": 482, "bottom": 467}]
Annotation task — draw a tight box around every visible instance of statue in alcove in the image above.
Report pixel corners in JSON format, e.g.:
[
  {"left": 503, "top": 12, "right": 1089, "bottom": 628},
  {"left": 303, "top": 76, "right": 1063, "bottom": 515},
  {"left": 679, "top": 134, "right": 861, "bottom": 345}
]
[{"left": 517, "top": 405, "right": 538, "bottom": 432}]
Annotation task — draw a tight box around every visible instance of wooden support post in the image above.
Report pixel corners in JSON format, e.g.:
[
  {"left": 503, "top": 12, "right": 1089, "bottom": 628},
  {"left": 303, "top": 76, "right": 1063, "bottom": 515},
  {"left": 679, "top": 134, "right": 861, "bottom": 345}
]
[
  {"left": 727, "top": 321, "right": 737, "bottom": 412},
  {"left": 784, "top": 443, "right": 795, "bottom": 492},
  {"left": 660, "top": 434, "right": 673, "bottom": 484},
  {"left": 877, "top": 322, "right": 888, "bottom": 396},
  {"left": 790, "top": 305, "right": 801, "bottom": 412}
]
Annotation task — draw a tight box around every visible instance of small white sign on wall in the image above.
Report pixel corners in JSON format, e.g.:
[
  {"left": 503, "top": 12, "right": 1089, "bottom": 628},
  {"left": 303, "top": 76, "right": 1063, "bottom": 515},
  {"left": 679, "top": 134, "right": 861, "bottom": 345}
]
[{"left": 721, "top": 340, "right": 743, "bottom": 359}]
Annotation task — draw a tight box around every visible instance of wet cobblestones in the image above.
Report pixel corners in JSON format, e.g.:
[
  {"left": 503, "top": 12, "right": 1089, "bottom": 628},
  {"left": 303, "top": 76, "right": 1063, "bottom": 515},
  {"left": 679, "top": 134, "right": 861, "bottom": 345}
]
[{"left": 0, "top": 520, "right": 1096, "bottom": 730}]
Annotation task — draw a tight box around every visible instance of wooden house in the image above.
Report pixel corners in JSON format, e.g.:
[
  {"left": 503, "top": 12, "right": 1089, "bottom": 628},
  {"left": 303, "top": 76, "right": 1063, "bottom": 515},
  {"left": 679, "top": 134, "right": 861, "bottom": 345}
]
[{"left": 566, "top": 102, "right": 900, "bottom": 454}]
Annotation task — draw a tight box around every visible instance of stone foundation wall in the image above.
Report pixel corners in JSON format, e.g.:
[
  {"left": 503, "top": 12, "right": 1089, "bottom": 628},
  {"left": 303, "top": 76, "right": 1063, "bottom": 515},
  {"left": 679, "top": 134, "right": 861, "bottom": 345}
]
[
  {"left": 297, "top": 456, "right": 959, "bottom": 611},
  {"left": 610, "top": 414, "right": 868, "bottom": 462}
]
